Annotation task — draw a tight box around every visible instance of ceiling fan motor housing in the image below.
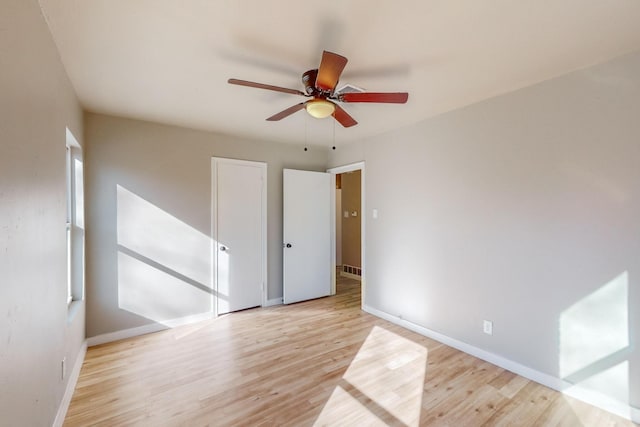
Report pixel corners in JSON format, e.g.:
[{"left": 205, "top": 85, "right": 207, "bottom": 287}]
[{"left": 302, "top": 69, "right": 318, "bottom": 95}]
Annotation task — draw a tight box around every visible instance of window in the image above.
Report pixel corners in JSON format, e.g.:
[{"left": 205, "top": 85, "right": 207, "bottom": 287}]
[{"left": 66, "top": 128, "right": 85, "bottom": 305}]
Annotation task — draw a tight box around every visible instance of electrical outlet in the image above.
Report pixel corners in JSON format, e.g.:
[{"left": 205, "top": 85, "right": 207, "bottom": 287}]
[
  {"left": 483, "top": 320, "right": 493, "bottom": 336},
  {"left": 61, "top": 357, "right": 66, "bottom": 380}
]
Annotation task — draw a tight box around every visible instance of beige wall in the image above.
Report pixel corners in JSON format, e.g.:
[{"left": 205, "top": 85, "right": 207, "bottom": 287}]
[
  {"left": 84, "top": 113, "right": 328, "bottom": 337},
  {"left": 0, "top": 1, "right": 85, "bottom": 425},
  {"left": 341, "top": 171, "right": 361, "bottom": 268},
  {"left": 329, "top": 50, "right": 640, "bottom": 413}
]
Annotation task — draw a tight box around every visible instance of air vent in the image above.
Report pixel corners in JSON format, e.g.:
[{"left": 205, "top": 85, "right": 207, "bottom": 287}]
[
  {"left": 335, "top": 83, "right": 365, "bottom": 94},
  {"left": 342, "top": 264, "right": 362, "bottom": 276}
]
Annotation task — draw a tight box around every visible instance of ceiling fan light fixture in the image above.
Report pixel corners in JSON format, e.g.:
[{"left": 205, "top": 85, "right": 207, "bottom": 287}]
[
  {"left": 305, "top": 99, "right": 335, "bottom": 119},
  {"left": 228, "top": 50, "right": 407, "bottom": 127}
]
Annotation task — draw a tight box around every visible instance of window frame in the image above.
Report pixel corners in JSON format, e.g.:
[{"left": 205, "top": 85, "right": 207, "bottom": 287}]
[{"left": 65, "top": 129, "right": 84, "bottom": 306}]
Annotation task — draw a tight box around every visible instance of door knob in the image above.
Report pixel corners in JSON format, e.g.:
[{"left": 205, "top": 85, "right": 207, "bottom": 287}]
[
  {"left": 220, "top": 246, "right": 227, "bottom": 251},
  {"left": 285, "top": 243, "right": 292, "bottom": 248}
]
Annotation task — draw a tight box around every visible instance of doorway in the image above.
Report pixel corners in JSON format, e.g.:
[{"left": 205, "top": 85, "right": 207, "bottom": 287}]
[{"left": 328, "top": 162, "right": 365, "bottom": 305}]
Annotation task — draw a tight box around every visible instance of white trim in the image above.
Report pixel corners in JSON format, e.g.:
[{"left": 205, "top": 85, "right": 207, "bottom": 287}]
[
  {"left": 632, "top": 406, "right": 640, "bottom": 424},
  {"left": 53, "top": 340, "right": 87, "bottom": 427},
  {"left": 327, "top": 162, "right": 365, "bottom": 304},
  {"left": 65, "top": 128, "right": 85, "bottom": 305},
  {"left": 261, "top": 165, "right": 268, "bottom": 307},
  {"left": 363, "top": 304, "right": 639, "bottom": 424},
  {"left": 329, "top": 161, "right": 365, "bottom": 175},
  {"left": 161, "top": 311, "right": 214, "bottom": 328},
  {"left": 329, "top": 173, "right": 337, "bottom": 295},
  {"left": 65, "top": 127, "right": 81, "bottom": 148},
  {"left": 87, "top": 323, "right": 167, "bottom": 347},
  {"left": 265, "top": 297, "right": 283, "bottom": 307},
  {"left": 211, "top": 157, "right": 268, "bottom": 314},
  {"left": 360, "top": 166, "right": 365, "bottom": 307},
  {"left": 561, "top": 385, "right": 640, "bottom": 424},
  {"left": 86, "top": 312, "right": 214, "bottom": 347},
  {"left": 211, "top": 158, "right": 218, "bottom": 317}
]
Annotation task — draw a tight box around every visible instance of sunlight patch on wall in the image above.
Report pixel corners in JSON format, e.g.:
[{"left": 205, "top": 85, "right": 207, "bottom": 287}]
[
  {"left": 118, "top": 250, "right": 209, "bottom": 322},
  {"left": 117, "top": 185, "right": 211, "bottom": 285},
  {"left": 117, "top": 185, "right": 213, "bottom": 323},
  {"left": 559, "top": 271, "right": 629, "bottom": 407},
  {"left": 315, "top": 326, "right": 427, "bottom": 426},
  {"left": 560, "top": 272, "right": 628, "bottom": 378}
]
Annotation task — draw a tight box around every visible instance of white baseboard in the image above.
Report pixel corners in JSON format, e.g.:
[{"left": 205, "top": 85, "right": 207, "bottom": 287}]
[
  {"left": 53, "top": 340, "right": 87, "bottom": 427},
  {"left": 340, "top": 271, "right": 362, "bottom": 281},
  {"left": 363, "top": 304, "right": 639, "bottom": 424},
  {"left": 162, "top": 311, "right": 214, "bottom": 328},
  {"left": 265, "top": 297, "right": 283, "bottom": 307},
  {"left": 87, "top": 312, "right": 214, "bottom": 347},
  {"left": 561, "top": 384, "right": 640, "bottom": 424}
]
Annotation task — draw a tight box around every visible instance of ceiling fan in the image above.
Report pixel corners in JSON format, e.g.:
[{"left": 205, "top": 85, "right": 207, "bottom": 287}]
[{"left": 228, "top": 50, "right": 409, "bottom": 128}]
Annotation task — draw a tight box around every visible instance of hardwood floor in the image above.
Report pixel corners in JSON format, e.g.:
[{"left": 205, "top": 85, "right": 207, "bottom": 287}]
[{"left": 65, "top": 277, "right": 636, "bottom": 426}]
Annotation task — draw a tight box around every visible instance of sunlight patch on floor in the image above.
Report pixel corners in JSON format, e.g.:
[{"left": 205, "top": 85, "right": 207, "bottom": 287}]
[{"left": 315, "top": 325, "right": 427, "bottom": 426}]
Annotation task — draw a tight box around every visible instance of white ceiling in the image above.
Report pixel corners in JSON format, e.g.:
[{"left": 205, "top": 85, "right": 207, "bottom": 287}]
[{"left": 39, "top": 0, "right": 640, "bottom": 147}]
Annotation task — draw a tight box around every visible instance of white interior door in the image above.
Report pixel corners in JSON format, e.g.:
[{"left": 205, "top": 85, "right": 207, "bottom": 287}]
[
  {"left": 283, "top": 169, "right": 331, "bottom": 304},
  {"left": 213, "top": 158, "right": 266, "bottom": 315}
]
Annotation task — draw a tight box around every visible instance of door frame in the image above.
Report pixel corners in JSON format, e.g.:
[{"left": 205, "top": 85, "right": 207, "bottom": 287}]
[
  {"left": 211, "top": 157, "right": 268, "bottom": 316},
  {"left": 327, "top": 161, "right": 365, "bottom": 306}
]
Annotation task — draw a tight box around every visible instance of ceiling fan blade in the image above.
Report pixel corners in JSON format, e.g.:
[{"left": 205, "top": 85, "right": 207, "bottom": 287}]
[
  {"left": 266, "top": 102, "right": 307, "bottom": 121},
  {"left": 332, "top": 104, "right": 358, "bottom": 128},
  {"left": 228, "top": 78, "right": 306, "bottom": 96},
  {"left": 316, "top": 51, "right": 348, "bottom": 92},
  {"left": 340, "top": 92, "right": 409, "bottom": 103}
]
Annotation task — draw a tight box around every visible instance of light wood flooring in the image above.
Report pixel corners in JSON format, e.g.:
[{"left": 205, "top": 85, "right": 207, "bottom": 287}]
[{"left": 65, "top": 277, "right": 636, "bottom": 426}]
